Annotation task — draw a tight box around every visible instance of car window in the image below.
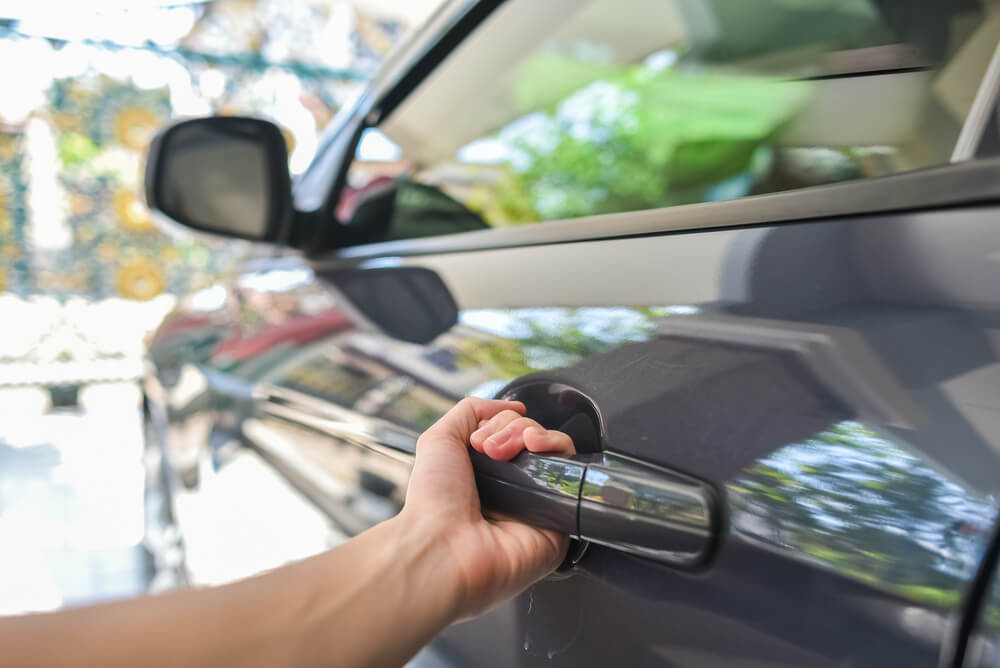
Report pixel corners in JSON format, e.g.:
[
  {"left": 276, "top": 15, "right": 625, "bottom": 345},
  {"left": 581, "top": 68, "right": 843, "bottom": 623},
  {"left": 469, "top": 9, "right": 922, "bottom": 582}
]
[{"left": 337, "top": 0, "right": 997, "bottom": 241}]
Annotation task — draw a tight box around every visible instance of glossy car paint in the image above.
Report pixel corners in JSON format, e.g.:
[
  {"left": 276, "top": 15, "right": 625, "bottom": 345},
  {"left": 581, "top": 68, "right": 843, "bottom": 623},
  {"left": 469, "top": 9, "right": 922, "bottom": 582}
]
[
  {"left": 964, "top": 535, "right": 1000, "bottom": 667},
  {"left": 147, "top": 198, "right": 1000, "bottom": 667}
]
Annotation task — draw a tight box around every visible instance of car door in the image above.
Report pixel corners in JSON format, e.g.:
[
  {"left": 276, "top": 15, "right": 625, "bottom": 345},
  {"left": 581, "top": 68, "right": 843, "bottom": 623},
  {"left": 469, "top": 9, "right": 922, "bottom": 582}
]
[{"left": 241, "top": 1, "right": 1000, "bottom": 666}]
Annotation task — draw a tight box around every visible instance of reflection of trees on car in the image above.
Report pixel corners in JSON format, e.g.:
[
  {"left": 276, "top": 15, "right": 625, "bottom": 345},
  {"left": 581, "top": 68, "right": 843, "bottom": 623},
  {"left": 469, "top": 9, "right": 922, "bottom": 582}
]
[
  {"left": 493, "top": 57, "right": 811, "bottom": 222},
  {"left": 729, "top": 420, "right": 996, "bottom": 608},
  {"left": 457, "top": 307, "right": 666, "bottom": 381}
]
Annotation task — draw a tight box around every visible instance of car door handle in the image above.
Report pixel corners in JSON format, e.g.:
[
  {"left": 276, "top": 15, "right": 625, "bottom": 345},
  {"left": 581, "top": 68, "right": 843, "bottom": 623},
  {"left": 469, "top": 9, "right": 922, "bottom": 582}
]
[{"left": 470, "top": 449, "right": 718, "bottom": 567}]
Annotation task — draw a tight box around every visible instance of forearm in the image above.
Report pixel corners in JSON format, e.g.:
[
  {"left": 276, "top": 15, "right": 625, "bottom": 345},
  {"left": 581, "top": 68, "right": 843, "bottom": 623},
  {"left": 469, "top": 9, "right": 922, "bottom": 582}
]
[
  {"left": 295, "top": 514, "right": 461, "bottom": 667},
  {"left": 0, "top": 398, "right": 566, "bottom": 668},
  {"left": 0, "top": 515, "right": 461, "bottom": 668}
]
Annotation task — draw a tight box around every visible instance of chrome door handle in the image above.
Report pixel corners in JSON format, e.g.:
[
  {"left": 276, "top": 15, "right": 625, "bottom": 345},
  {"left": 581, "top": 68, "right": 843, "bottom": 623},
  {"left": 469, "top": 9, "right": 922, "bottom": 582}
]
[{"left": 470, "top": 449, "right": 718, "bottom": 567}]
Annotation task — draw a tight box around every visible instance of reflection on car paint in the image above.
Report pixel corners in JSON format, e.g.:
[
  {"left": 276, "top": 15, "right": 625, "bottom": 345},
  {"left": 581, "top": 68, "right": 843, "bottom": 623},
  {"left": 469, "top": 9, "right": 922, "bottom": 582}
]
[
  {"left": 351, "top": 0, "right": 992, "bottom": 237},
  {"left": 730, "top": 420, "right": 997, "bottom": 609},
  {"left": 377, "top": 383, "right": 454, "bottom": 432},
  {"left": 254, "top": 307, "right": 674, "bottom": 434},
  {"left": 457, "top": 307, "right": 668, "bottom": 385},
  {"left": 965, "top": 565, "right": 1000, "bottom": 667},
  {"left": 580, "top": 465, "right": 710, "bottom": 527},
  {"left": 146, "top": 204, "right": 1000, "bottom": 667}
]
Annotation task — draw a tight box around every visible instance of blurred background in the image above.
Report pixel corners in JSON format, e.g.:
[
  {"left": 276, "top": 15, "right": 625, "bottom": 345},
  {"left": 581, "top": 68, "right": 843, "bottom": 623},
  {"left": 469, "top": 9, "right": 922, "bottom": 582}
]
[{"left": 0, "top": 0, "right": 442, "bottom": 615}]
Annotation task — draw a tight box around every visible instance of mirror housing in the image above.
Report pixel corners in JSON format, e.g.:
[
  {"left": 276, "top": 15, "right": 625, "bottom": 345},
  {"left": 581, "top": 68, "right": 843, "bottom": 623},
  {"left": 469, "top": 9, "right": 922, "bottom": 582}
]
[
  {"left": 145, "top": 116, "right": 292, "bottom": 242},
  {"left": 320, "top": 266, "right": 458, "bottom": 344}
]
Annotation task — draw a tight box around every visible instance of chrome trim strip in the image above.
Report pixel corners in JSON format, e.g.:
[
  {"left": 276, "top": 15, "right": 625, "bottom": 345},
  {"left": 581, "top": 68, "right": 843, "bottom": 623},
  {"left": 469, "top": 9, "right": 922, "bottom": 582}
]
[
  {"left": 255, "top": 384, "right": 418, "bottom": 462},
  {"left": 330, "top": 158, "right": 1000, "bottom": 261},
  {"left": 577, "top": 453, "right": 717, "bottom": 566}
]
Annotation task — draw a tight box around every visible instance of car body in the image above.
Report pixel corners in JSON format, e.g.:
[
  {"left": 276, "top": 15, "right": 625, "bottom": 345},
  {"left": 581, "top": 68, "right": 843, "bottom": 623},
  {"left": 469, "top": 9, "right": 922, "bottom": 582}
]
[{"left": 143, "top": 1, "right": 1000, "bottom": 665}]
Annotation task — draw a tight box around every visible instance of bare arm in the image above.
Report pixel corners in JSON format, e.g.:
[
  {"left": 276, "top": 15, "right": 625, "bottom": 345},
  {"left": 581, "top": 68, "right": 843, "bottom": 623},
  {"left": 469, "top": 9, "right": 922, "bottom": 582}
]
[{"left": 0, "top": 398, "right": 575, "bottom": 668}]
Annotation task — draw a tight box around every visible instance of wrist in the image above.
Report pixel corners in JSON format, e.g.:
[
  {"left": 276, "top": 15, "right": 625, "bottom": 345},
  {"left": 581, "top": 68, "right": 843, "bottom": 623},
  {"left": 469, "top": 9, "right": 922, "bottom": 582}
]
[
  {"left": 292, "top": 515, "right": 466, "bottom": 668},
  {"left": 384, "top": 511, "right": 467, "bottom": 626}
]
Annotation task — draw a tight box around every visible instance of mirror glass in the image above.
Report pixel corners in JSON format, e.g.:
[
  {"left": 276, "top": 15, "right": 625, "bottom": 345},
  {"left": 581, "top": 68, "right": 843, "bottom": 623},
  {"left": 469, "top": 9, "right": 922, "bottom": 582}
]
[{"left": 156, "top": 120, "right": 275, "bottom": 239}]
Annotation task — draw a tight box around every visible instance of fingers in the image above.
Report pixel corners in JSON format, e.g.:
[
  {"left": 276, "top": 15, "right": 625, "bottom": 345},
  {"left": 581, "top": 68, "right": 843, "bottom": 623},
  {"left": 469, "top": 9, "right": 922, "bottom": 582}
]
[
  {"left": 419, "top": 397, "right": 525, "bottom": 450},
  {"left": 420, "top": 396, "right": 576, "bottom": 463},
  {"left": 471, "top": 415, "right": 576, "bottom": 461},
  {"left": 523, "top": 426, "right": 575, "bottom": 455},
  {"left": 469, "top": 410, "right": 524, "bottom": 454}
]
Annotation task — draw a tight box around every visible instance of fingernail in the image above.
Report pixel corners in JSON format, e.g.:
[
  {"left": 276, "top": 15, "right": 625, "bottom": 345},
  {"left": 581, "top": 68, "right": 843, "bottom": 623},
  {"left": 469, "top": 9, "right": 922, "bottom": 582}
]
[
  {"left": 525, "top": 426, "right": 545, "bottom": 438},
  {"left": 471, "top": 426, "right": 488, "bottom": 441}
]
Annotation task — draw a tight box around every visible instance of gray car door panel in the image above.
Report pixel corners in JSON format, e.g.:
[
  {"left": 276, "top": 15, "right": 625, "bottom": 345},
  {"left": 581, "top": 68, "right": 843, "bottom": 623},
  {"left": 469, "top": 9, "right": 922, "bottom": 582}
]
[{"left": 225, "top": 198, "right": 1000, "bottom": 666}]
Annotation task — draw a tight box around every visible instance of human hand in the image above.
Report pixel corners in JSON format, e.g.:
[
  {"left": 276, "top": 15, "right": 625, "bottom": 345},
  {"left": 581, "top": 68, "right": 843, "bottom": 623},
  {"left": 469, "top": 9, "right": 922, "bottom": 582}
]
[{"left": 398, "top": 398, "right": 575, "bottom": 621}]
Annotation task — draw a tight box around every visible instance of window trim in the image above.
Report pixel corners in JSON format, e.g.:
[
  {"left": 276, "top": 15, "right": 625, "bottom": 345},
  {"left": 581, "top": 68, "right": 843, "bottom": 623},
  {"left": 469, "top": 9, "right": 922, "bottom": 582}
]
[
  {"left": 952, "top": 43, "right": 1000, "bottom": 163},
  {"left": 327, "top": 157, "right": 1000, "bottom": 260},
  {"left": 313, "top": 1, "right": 1000, "bottom": 260},
  {"left": 292, "top": 0, "right": 504, "bottom": 216}
]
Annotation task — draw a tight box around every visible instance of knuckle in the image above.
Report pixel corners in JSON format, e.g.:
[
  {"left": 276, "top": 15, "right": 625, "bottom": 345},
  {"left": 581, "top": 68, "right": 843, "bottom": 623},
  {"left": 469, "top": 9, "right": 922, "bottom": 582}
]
[
  {"left": 487, "top": 410, "right": 512, "bottom": 426},
  {"left": 512, "top": 416, "right": 539, "bottom": 430},
  {"left": 496, "top": 410, "right": 522, "bottom": 427}
]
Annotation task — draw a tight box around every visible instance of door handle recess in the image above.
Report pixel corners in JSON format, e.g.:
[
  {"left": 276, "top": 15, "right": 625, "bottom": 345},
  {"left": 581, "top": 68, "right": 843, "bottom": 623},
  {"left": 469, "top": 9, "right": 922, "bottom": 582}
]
[{"left": 470, "top": 449, "right": 717, "bottom": 567}]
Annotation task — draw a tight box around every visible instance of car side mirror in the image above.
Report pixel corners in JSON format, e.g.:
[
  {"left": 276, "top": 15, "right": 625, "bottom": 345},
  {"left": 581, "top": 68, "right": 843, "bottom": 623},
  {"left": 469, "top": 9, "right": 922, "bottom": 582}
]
[
  {"left": 319, "top": 266, "right": 458, "bottom": 344},
  {"left": 145, "top": 116, "right": 292, "bottom": 242}
]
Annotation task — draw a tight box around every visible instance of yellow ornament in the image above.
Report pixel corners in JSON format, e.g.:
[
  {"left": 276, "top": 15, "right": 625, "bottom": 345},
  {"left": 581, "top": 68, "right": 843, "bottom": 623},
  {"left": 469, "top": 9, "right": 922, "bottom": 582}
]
[
  {"left": 116, "top": 259, "right": 166, "bottom": 301},
  {"left": 280, "top": 127, "right": 296, "bottom": 154},
  {"left": 0, "top": 135, "right": 18, "bottom": 160},
  {"left": 113, "top": 106, "right": 160, "bottom": 151},
  {"left": 113, "top": 189, "right": 154, "bottom": 232}
]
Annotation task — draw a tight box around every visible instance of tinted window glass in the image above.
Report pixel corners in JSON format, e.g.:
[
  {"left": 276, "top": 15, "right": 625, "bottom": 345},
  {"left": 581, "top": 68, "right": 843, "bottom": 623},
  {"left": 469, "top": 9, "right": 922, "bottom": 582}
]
[{"left": 340, "top": 0, "right": 995, "bottom": 239}]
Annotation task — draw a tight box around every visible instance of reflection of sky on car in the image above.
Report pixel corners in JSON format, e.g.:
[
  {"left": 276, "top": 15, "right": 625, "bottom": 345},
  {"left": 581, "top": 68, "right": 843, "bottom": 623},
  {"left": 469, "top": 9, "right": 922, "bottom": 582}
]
[
  {"left": 356, "top": 127, "right": 403, "bottom": 162},
  {"left": 185, "top": 284, "right": 228, "bottom": 312},
  {"left": 236, "top": 267, "right": 313, "bottom": 293}
]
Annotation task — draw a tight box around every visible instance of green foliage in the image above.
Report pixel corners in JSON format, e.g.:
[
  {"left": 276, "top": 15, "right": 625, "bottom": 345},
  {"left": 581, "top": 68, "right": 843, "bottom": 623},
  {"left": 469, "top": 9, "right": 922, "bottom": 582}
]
[
  {"left": 497, "top": 61, "right": 810, "bottom": 221},
  {"left": 457, "top": 307, "right": 663, "bottom": 381},
  {"left": 730, "top": 421, "right": 997, "bottom": 608}
]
